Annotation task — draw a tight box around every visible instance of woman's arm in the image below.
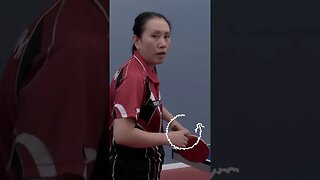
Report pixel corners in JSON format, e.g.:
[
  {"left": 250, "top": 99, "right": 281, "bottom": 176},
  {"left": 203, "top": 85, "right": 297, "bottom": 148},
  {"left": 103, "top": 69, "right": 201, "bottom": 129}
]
[
  {"left": 162, "top": 106, "right": 189, "bottom": 132},
  {"left": 113, "top": 117, "right": 189, "bottom": 148}
]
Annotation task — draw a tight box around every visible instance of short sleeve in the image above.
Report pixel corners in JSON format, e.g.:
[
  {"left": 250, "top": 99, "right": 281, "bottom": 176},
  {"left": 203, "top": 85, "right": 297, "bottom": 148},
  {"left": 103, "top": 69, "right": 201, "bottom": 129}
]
[{"left": 113, "top": 73, "right": 145, "bottom": 120}]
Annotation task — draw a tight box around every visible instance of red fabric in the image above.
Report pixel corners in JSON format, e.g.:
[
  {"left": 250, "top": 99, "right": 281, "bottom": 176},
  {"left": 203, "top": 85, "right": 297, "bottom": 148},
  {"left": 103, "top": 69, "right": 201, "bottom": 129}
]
[{"left": 0, "top": 0, "right": 109, "bottom": 178}]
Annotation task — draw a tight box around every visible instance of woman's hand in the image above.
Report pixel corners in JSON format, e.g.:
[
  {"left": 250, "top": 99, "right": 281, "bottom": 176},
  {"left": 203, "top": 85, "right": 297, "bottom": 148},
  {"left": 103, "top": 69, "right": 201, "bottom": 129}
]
[
  {"left": 170, "top": 121, "right": 192, "bottom": 138},
  {"left": 167, "top": 129, "right": 189, "bottom": 147}
]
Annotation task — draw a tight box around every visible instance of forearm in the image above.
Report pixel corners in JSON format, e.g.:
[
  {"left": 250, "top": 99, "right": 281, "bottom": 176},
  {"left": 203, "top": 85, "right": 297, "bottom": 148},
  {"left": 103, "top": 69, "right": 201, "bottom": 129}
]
[
  {"left": 162, "top": 106, "right": 184, "bottom": 131},
  {"left": 113, "top": 118, "right": 169, "bottom": 148},
  {"left": 162, "top": 106, "right": 174, "bottom": 122}
]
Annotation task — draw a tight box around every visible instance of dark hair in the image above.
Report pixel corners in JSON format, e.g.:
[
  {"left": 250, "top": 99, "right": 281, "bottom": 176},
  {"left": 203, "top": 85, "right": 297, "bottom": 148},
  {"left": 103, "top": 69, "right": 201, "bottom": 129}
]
[{"left": 132, "top": 12, "right": 171, "bottom": 55}]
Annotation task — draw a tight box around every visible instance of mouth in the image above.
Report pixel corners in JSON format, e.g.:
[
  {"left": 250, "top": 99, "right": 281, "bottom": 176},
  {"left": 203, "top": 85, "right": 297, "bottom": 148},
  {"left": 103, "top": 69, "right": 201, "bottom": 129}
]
[{"left": 156, "top": 52, "right": 166, "bottom": 56}]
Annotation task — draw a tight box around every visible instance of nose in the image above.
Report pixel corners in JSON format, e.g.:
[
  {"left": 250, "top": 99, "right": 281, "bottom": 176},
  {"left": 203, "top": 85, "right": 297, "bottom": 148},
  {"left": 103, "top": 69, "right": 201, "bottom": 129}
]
[{"left": 158, "top": 38, "right": 166, "bottom": 49}]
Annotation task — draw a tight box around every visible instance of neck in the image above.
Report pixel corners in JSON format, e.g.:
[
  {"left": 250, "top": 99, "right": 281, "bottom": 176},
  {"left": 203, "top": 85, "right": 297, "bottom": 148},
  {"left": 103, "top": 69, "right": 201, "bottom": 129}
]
[{"left": 135, "top": 51, "right": 155, "bottom": 68}]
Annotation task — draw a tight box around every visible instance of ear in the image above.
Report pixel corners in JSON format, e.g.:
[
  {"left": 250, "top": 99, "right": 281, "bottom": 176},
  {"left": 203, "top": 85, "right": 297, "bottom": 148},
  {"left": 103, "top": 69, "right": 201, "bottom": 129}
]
[{"left": 133, "top": 35, "right": 141, "bottom": 50}]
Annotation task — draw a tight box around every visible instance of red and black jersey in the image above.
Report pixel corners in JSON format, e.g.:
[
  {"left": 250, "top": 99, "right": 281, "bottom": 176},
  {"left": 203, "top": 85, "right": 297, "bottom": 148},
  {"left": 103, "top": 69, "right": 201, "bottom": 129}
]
[
  {"left": 109, "top": 51, "right": 163, "bottom": 132},
  {"left": 0, "top": 0, "right": 109, "bottom": 179},
  {"left": 109, "top": 51, "right": 165, "bottom": 180}
]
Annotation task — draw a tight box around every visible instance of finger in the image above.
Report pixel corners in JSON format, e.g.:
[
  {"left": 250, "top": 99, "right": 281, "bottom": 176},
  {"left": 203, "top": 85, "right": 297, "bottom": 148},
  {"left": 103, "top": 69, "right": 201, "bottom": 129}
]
[
  {"left": 185, "top": 141, "right": 188, "bottom": 146},
  {"left": 182, "top": 129, "right": 190, "bottom": 135},
  {"left": 184, "top": 137, "right": 188, "bottom": 141},
  {"left": 186, "top": 133, "right": 194, "bottom": 139}
]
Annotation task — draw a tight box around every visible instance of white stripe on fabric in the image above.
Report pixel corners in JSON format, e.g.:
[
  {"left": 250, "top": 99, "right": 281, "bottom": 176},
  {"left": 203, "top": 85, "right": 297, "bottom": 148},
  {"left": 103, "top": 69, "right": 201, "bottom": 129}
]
[
  {"left": 133, "top": 55, "right": 147, "bottom": 74},
  {"left": 147, "top": 150, "right": 151, "bottom": 180},
  {"left": 114, "top": 104, "right": 128, "bottom": 118},
  {"left": 13, "top": 29, "right": 30, "bottom": 60},
  {"left": 15, "top": 133, "right": 57, "bottom": 177},
  {"left": 84, "top": 147, "right": 97, "bottom": 163},
  {"left": 94, "top": 0, "right": 109, "bottom": 22},
  {"left": 150, "top": 92, "right": 155, "bottom": 101},
  {"left": 113, "top": 60, "right": 131, "bottom": 81},
  {"left": 111, "top": 154, "right": 118, "bottom": 180},
  {"left": 123, "top": 59, "right": 132, "bottom": 79},
  {"left": 108, "top": 138, "right": 115, "bottom": 159},
  {"left": 15, "top": 0, "right": 64, "bottom": 93},
  {"left": 155, "top": 146, "right": 162, "bottom": 178},
  {"left": 47, "top": 0, "right": 65, "bottom": 55},
  {"left": 144, "top": 149, "right": 151, "bottom": 180},
  {"left": 13, "top": 0, "right": 61, "bottom": 60},
  {"left": 136, "top": 108, "right": 140, "bottom": 119},
  {"left": 113, "top": 70, "right": 120, "bottom": 80},
  {"left": 157, "top": 107, "right": 162, "bottom": 132},
  {"left": 152, "top": 147, "right": 157, "bottom": 179}
]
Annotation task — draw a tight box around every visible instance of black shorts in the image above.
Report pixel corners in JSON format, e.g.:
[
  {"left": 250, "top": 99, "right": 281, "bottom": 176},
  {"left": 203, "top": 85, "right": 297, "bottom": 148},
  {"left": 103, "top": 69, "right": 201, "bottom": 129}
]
[{"left": 108, "top": 145, "right": 164, "bottom": 180}]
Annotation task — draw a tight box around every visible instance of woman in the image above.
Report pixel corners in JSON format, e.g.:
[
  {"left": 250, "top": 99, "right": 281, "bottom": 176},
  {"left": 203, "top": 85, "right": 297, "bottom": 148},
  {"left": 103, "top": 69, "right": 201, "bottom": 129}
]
[{"left": 109, "top": 12, "right": 190, "bottom": 180}]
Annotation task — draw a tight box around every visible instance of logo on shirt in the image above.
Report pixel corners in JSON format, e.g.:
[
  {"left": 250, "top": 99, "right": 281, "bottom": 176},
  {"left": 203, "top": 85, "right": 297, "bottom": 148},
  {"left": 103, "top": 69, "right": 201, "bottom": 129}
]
[{"left": 152, "top": 100, "right": 161, "bottom": 107}]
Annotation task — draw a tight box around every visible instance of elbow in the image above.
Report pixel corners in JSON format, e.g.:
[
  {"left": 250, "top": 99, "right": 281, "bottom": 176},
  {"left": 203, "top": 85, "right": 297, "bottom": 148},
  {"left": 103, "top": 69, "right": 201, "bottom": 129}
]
[
  {"left": 112, "top": 118, "right": 135, "bottom": 146},
  {"left": 113, "top": 131, "right": 127, "bottom": 146}
]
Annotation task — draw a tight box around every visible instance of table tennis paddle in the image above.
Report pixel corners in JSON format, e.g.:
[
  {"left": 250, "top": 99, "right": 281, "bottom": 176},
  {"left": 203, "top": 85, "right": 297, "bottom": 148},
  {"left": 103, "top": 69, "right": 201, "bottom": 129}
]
[{"left": 175, "top": 135, "right": 209, "bottom": 163}]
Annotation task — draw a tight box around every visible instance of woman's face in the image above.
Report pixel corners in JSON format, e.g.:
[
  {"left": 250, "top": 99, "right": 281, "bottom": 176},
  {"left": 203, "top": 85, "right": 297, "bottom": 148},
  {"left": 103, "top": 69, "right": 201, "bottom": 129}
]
[{"left": 134, "top": 17, "right": 171, "bottom": 67}]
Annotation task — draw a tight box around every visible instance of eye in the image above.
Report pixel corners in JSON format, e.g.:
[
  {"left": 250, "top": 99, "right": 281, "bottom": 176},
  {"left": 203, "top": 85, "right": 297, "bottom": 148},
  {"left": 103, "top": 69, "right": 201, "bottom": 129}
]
[
  {"left": 152, "top": 34, "right": 160, "bottom": 38},
  {"left": 164, "top": 35, "right": 170, "bottom": 39}
]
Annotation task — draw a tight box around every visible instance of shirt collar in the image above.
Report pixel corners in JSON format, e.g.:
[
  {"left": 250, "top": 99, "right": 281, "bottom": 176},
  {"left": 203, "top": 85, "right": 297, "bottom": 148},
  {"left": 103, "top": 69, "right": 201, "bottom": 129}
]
[{"left": 133, "top": 51, "right": 160, "bottom": 84}]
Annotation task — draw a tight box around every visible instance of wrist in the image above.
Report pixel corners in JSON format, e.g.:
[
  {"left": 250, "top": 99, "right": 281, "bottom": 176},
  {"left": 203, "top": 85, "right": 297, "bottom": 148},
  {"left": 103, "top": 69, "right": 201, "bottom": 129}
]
[
  {"left": 169, "top": 120, "right": 176, "bottom": 130},
  {"left": 163, "top": 132, "right": 170, "bottom": 145},
  {"left": 170, "top": 121, "right": 181, "bottom": 131}
]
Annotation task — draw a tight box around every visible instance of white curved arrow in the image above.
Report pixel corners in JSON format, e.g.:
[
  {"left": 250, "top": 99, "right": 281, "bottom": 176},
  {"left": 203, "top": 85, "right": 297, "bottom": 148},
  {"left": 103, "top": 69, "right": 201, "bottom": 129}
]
[
  {"left": 195, "top": 123, "right": 204, "bottom": 134},
  {"left": 165, "top": 114, "right": 205, "bottom": 150}
]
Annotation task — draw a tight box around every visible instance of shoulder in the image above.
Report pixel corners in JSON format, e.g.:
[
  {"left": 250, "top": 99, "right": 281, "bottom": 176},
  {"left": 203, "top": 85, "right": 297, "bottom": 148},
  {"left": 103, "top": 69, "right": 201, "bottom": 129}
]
[{"left": 118, "top": 58, "right": 146, "bottom": 80}]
